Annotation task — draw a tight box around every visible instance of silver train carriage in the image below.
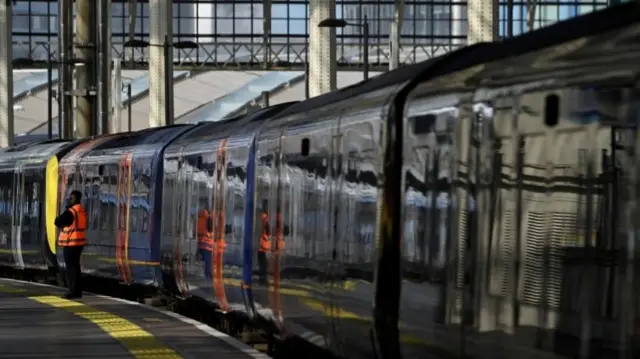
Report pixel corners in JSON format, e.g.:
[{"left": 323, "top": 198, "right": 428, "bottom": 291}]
[{"left": 396, "top": 3, "right": 640, "bottom": 359}]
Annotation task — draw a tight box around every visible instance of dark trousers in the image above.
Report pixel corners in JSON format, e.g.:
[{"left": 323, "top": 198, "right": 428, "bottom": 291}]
[
  {"left": 198, "top": 249, "right": 212, "bottom": 281},
  {"left": 257, "top": 251, "right": 268, "bottom": 285},
  {"left": 63, "top": 245, "right": 84, "bottom": 295}
]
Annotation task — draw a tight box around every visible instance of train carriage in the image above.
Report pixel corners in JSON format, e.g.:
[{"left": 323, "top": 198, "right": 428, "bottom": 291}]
[
  {"left": 64, "top": 125, "right": 195, "bottom": 284},
  {"left": 160, "top": 103, "right": 295, "bottom": 317},
  {"left": 0, "top": 139, "right": 82, "bottom": 271},
  {"left": 395, "top": 5, "right": 640, "bottom": 359}
]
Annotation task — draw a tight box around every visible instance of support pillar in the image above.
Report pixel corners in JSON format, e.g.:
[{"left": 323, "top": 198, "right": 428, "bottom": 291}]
[
  {"left": 113, "top": 60, "right": 122, "bottom": 133},
  {"left": 128, "top": 0, "right": 138, "bottom": 66},
  {"left": 75, "top": 0, "right": 98, "bottom": 137},
  {"left": 390, "top": 0, "right": 404, "bottom": 70},
  {"left": 263, "top": 0, "right": 271, "bottom": 69},
  {"left": 59, "top": 0, "right": 73, "bottom": 139},
  {"left": 308, "top": 0, "right": 336, "bottom": 97},
  {"left": 0, "top": 0, "right": 12, "bottom": 147},
  {"left": 149, "top": 0, "right": 172, "bottom": 128},
  {"left": 452, "top": 2, "right": 465, "bottom": 46},
  {"left": 98, "top": 0, "right": 112, "bottom": 134},
  {"left": 467, "top": 0, "right": 499, "bottom": 44}
]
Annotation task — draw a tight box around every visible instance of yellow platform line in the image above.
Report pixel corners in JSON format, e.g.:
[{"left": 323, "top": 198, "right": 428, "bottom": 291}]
[
  {"left": 302, "top": 297, "right": 435, "bottom": 348},
  {"left": 29, "top": 295, "right": 183, "bottom": 359}
]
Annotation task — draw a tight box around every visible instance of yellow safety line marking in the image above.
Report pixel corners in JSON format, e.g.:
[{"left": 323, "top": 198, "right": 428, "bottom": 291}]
[
  {"left": 96, "top": 257, "right": 160, "bottom": 266},
  {"left": 0, "top": 249, "right": 39, "bottom": 254},
  {"left": 0, "top": 283, "right": 29, "bottom": 294},
  {"left": 302, "top": 297, "right": 434, "bottom": 347},
  {"left": 29, "top": 296, "right": 183, "bottom": 359}
]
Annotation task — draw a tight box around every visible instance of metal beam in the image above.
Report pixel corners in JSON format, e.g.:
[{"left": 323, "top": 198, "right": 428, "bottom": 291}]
[
  {"left": 527, "top": 0, "right": 539, "bottom": 31},
  {"left": 390, "top": 0, "right": 404, "bottom": 70},
  {"left": 98, "top": 0, "right": 112, "bottom": 134},
  {"left": 113, "top": 60, "right": 122, "bottom": 133},
  {"left": 15, "top": 40, "right": 457, "bottom": 70},
  {"left": 75, "top": 0, "right": 98, "bottom": 137},
  {"left": 0, "top": 0, "right": 13, "bottom": 147},
  {"left": 128, "top": 0, "right": 138, "bottom": 67},
  {"left": 309, "top": 0, "right": 337, "bottom": 97},
  {"left": 59, "top": 0, "right": 73, "bottom": 139},
  {"left": 149, "top": 0, "right": 172, "bottom": 128},
  {"left": 263, "top": 0, "right": 271, "bottom": 69}
]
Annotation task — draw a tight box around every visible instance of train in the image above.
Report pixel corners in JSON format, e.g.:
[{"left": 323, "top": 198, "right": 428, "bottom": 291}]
[{"left": 1, "top": 3, "right": 640, "bottom": 359}]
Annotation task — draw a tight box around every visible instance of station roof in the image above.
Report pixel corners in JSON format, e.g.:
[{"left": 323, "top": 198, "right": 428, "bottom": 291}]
[
  {"left": 14, "top": 69, "right": 382, "bottom": 136},
  {"left": 268, "top": 71, "right": 383, "bottom": 105}
]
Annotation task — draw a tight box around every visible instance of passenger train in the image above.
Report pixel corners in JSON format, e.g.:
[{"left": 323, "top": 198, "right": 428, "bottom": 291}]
[{"left": 1, "top": 4, "right": 640, "bottom": 359}]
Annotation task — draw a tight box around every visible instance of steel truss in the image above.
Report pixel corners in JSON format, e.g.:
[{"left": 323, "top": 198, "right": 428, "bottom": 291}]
[{"left": 12, "top": 39, "right": 461, "bottom": 70}]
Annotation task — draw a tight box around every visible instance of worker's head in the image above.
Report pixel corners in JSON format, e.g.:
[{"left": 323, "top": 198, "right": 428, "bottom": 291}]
[{"left": 70, "top": 190, "right": 82, "bottom": 205}]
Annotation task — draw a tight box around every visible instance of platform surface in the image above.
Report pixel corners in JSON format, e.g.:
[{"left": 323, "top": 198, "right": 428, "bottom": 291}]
[{"left": 0, "top": 278, "right": 269, "bottom": 359}]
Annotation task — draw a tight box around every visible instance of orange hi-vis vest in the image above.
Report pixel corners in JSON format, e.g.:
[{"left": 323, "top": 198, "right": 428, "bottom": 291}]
[
  {"left": 197, "top": 209, "right": 228, "bottom": 253},
  {"left": 197, "top": 210, "right": 214, "bottom": 252},
  {"left": 259, "top": 212, "right": 271, "bottom": 253},
  {"left": 58, "top": 204, "right": 87, "bottom": 247}
]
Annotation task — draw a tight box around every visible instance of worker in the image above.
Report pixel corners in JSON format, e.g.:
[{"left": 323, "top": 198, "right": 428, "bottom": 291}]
[
  {"left": 196, "top": 204, "right": 214, "bottom": 280},
  {"left": 54, "top": 190, "right": 87, "bottom": 299},
  {"left": 258, "top": 200, "right": 270, "bottom": 285}
]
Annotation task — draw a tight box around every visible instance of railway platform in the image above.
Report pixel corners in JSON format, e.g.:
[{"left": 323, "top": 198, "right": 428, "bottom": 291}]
[{"left": 0, "top": 278, "right": 269, "bottom": 359}]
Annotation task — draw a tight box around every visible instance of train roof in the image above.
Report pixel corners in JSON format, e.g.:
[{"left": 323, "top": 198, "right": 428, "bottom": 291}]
[
  {"left": 13, "top": 134, "right": 60, "bottom": 146},
  {"left": 274, "top": 2, "right": 640, "bottom": 118},
  {"left": 0, "top": 139, "right": 79, "bottom": 166},
  {"left": 171, "top": 102, "right": 296, "bottom": 147},
  {"left": 89, "top": 124, "right": 194, "bottom": 152}
]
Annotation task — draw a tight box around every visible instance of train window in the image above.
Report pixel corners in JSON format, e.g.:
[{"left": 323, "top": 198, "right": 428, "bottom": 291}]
[
  {"left": 100, "top": 197, "right": 109, "bottom": 230},
  {"left": 162, "top": 177, "right": 174, "bottom": 236},
  {"left": 131, "top": 183, "right": 141, "bottom": 233},
  {"left": 141, "top": 208, "right": 149, "bottom": 233},
  {"left": 412, "top": 114, "right": 437, "bottom": 134},
  {"left": 140, "top": 178, "right": 151, "bottom": 233},
  {"left": 90, "top": 183, "right": 100, "bottom": 230},
  {"left": 544, "top": 94, "right": 560, "bottom": 127},
  {"left": 301, "top": 138, "right": 310, "bottom": 157}
]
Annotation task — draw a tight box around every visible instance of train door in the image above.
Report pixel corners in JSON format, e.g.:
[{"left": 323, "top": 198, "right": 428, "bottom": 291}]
[
  {"left": 173, "top": 151, "right": 190, "bottom": 296},
  {"left": 332, "top": 111, "right": 380, "bottom": 359},
  {"left": 0, "top": 167, "right": 13, "bottom": 263},
  {"left": 326, "top": 118, "right": 342, "bottom": 355},
  {"left": 399, "top": 105, "right": 462, "bottom": 359},
  {"left": 11, "top": 161, "right": 25, "bottom": 268},
  {"left": 185, "top": 150, "right": 209, "bottom": 295},
  {"left": 276, "top": 117, "right": 337, "bottom": 349},
  {"left": 456, "top": 104, "right": 486, "bottom": 354},
  {"left": 116, "top": 153, "right": 133, "bottom": 284},
  {"left": 159, "top": 154, "right": 180, "bottom": 293},
  {"left": 254, "top": 128, "right": 284, "bottom": 328},
  {"left": 212, "top": 140, "right": 230, "bottom": 311},
  {"left": 20, "top": 164, "right": 45, "bottom": 268}
]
